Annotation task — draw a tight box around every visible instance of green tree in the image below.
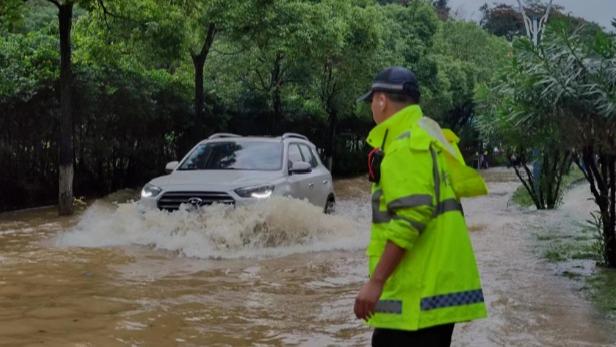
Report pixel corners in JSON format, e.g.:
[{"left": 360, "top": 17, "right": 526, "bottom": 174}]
[
  {"left": 0, "top": 0, "right": 26, "bottom": 32},
  {"left": 516, "top": 24, "right": 616, "bottom": 265},
  {"left": 431, "top": 20, "right": 510, "bottom": 156},
  {"left": 475, "top": 70, "right": 572, "bottom": 210},
  {"left": 305, "top": 1, "right": 382, "bottom": 168},
  {"left": 380, "top": 1, "right": 442, "bottom": 116},
  {"left": 480, "top": 2, "right": 603, "bottom": 41},
  {"left": 44, "top": 0, "right": 79, "bottom": 215},
  {"left": 477, "top": 21, "right": 616, "bottom": 265},
  {"left": 225, "top": 0, "right": 322, "bottom": 133},
  {"left": 433, "top": 0, "right": 449, "bottom": 21}
]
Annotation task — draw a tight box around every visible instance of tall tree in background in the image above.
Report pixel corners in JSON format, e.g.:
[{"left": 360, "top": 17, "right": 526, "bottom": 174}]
[
  {"left": 191, "top": 23, "right": 216, "bottom": 122},
  {"left": 180, "top": 0, "right": 252, "bottom": 123},
  {"left": 517, "top": 0, "right": 553, "bottom": 46},
  {"left": 432, "top": 20, "right": 509, "bottom": 155},
  {"left": 480, "top": 3, "right": 525, "bottom": 40},
  {"left": 42, "top": 0, "right": 77, "bottom": 215},
  {"left": 433, "top": 0, "right": 449, "bottom": 21},
  {"left": 308, "top": 1, "right": 382, "bottom": 169},
  {"left": 236, "top": 0, "right": 315, "bottom": 133},
  {"left": 480, "top": 2, "right": 602, "bottom": 41}
]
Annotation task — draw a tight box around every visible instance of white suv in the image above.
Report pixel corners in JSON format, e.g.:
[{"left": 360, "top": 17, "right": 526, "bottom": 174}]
[{"left": 139, "top": 133, "right": 336, "bottom": 213}]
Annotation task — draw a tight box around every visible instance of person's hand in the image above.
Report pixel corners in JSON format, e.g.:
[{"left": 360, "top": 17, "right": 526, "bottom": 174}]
[{"left": 354, "top": 279, "right": 384, "bottom": 321}]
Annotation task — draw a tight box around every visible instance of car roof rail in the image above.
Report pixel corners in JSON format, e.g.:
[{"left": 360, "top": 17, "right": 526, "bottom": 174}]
[
  {"left": 208, "top": 133, "right": 242, "bottom": 140},
  {"left": 281, "top": 133, "right": 308, "bottom": 141}
]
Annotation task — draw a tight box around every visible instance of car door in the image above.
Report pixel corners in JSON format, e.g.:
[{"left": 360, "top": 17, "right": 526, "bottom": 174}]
[
  {"left": 286, "top": 143, "right": 313, "bottom": 203},
  {"left": 298, "top": 143, "right": 329, "bottom": 207}
]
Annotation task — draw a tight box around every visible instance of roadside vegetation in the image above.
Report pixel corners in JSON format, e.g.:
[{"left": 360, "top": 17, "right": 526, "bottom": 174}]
[
  {"left": 511, "top": 166, "right": 586, "bottom": 208},
  {"left": 0, "top": 0, "right": 509, "bottom": 213},
  {"left": 476, "top": 17, "right": 616, "bottom": 266}
]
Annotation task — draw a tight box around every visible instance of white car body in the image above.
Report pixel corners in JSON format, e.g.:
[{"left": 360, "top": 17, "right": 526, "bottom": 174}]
[{"left": 139, "top": 133, "right": 335, "bottom": 212}]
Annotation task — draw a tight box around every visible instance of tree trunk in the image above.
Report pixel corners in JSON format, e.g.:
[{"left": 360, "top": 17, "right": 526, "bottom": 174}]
[
  {"left": 513, "top": 149, "right": 571, "bottom": 210},
  {"left": 192, "top": 54, "right": 206, "bottom": 120},
  {"left": 58, "top": 3, "right": 74, "bottom": 216},
  {"left": 549, "top": 151, "right": 571, "bottom": 209},
  {"left": 513, "top": 159, "right": 542, "bottom": 209},
  {"left": 607, "top": 156, "right": 616, "bottom": 267},
  {"left": 327, "top": 111, "right": 337, "bottom": 172},
  {"left": 190, "top": 23, "right": 217, "bottom": 123},
  {"left": 578, "top": 148, "right": 616, "bottom": 267},
  {"left": 271, "top": 53, "right": 284, "bottom": 134},
  {"left": 272, "top": 88, "right": 282, "bottom": 134}
]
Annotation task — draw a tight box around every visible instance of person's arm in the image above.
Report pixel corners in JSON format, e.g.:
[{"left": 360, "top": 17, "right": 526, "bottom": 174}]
[
  {"left": 354, "top": 241, "right": 405, "bottom": 320},
  {"left": 354, "top": 143, "right": 435, "bottom": 321}
]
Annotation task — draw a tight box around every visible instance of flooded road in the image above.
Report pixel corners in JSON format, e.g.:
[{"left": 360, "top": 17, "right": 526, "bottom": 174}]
[{"left": 0, "top": 168, "right": 615, "bottom": 346}]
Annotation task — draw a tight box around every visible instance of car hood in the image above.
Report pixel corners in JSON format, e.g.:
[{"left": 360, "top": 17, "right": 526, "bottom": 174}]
[{"left": 149, "top": 170, "right": 284, "bottom": 191}]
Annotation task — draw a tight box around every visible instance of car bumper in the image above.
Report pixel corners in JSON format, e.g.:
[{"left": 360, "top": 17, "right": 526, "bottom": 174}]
[{"left": 137, "top": 192, "right": 271, "bottom": 212}]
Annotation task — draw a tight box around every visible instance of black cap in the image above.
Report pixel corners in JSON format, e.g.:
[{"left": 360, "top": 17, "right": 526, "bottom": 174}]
[{"left": 357, "top": 66, "right": 420, "bottom": 103}]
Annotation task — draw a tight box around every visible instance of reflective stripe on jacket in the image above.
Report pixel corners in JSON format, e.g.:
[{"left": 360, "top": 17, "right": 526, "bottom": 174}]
[{"left": 365, "top": 105, "right": 488, "bottom": 331}]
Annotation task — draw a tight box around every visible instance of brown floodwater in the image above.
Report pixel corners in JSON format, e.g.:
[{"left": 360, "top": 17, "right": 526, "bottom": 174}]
[{"left": 0, "top": 168, "right": 614, "bottom": 346}]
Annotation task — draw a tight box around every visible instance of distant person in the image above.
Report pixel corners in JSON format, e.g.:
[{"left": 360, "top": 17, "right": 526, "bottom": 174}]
[
  {"left": 477, "top": 152, "right": 484, "bottom": 170},
  {"left": 482, "top": 151, "right": 489, "bottom": 169},
  {"left": 355, "top": 67, "right": 488, "bottom": 346}
]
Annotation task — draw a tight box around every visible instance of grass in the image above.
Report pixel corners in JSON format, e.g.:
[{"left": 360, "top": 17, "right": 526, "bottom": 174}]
[
  {"left": 511, "top": 185, "right": 535, "bottom": 207},
  {"left": 510, "top": 165, "right": 586, "bottom": 208},
  {"left": 510, "top": 164, "right": 616, "bottom": 321},
  {"left": 535, "top": 223, "right": 616, "bottom": 321}
]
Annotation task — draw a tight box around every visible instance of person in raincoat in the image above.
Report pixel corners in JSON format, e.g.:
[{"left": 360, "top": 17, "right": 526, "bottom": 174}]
[{"left": 354, "top": 67, "right": 488, "bottom": 347}]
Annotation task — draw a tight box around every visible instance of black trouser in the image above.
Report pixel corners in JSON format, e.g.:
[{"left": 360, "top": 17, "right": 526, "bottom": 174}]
[{"left": 372, "top": 323, "right": 455, "bottom": 347}]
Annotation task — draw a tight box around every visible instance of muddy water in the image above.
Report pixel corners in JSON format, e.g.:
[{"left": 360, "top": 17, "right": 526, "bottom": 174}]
[{"left": 0, "top": 169, "right": 614, "bottom": 346}]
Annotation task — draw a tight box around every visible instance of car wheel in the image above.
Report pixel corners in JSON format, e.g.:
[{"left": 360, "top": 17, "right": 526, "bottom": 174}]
[{"left": 324, "top": 195, "right": 335, "bottom": 214}]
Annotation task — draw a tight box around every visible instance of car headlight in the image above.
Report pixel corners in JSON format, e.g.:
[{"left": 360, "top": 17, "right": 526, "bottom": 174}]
[
  {"left": 141, "top": 183, "right": 162, "bottom": 198},
  {"left": 234, "top": 185, "right": 274, "bottom": 199}
]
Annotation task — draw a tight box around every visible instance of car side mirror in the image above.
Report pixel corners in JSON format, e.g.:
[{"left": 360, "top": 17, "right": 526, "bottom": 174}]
[
  {"left": 165, "top": 161, "right": 179, "bottom": 174},
  {"left": 289, "top": 161, "right": 312, "bottom": 175}
]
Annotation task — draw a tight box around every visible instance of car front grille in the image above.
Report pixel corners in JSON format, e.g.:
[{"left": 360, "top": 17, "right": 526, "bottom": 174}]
[{"left": 157, "top": 191, "right": 235, "bottom": 211}]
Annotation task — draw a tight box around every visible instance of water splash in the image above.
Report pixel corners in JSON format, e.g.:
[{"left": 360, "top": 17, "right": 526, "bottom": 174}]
[{"left": 55, "top": 197, "right": 370, "bottom": 259}]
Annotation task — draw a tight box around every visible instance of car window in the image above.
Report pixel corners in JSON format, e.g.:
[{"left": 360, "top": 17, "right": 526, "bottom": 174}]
[
  {"left": 288, "top": 144, "right": 303, "bottom": 167},
  {"left": 178, "top": 141, "right": 282, "bottom": 171},
  {"left": 299, "top": 144, "right": 318, "bottom": 168}
]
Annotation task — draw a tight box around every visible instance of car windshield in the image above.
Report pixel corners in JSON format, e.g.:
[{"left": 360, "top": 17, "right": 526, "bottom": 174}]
[{"left": 178, "top": 141, "right": 282, "bottom": 171}]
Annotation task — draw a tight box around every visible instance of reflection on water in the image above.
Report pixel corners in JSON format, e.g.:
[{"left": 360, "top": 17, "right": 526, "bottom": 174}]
[{"left": 0, "top": 169, "right": 614, "bottom": 346}]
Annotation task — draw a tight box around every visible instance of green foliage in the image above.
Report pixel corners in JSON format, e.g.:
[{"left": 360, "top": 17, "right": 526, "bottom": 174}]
[
  {"left": 0, "top": 0, "right": 510, "bottom": 210},
  {"left": 475, "top": 32, "right": 574, "bottom": 210},
  {"left": 429, "top": 20, "right": 510, "bottom": 156},
  {"left": 0, "top": 0, "right": 26, "bottom": 33},
  {"left": 477, "top": 19, "right": 616, "bottom": 264},
  {"left": 511, "top": 166, "right": 585, "bottom": 208},
  {"left": 0, "top": 31, "right": 59, "bottom": 101}
]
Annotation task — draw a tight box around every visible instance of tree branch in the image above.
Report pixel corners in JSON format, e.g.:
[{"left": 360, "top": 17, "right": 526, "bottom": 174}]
[
  {"left": 199, "top": 23, "right": 217, "bottom": 58},
  {"left": 95, "top": 0, "right": 138, "bottom": 25},
  {"left": 514, "top": 160, "right": 542, "bottom": 209},
  {"left": 45, "top": 0, "right": 61, "bottom": 8},
  {"left": 254, "top": 69, "right": 268, "bottom": 91}
]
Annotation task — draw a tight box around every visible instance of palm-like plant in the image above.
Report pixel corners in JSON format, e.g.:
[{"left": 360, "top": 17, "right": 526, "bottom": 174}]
[{"left": 480, "top": 20, "right": 616, "bottom": 266}]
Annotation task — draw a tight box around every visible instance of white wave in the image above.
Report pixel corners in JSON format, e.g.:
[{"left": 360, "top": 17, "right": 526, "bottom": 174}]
[{"left": 55, "top": 196, "right": 370, "bottom": 259}]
